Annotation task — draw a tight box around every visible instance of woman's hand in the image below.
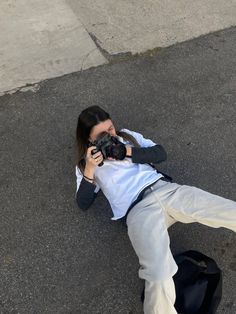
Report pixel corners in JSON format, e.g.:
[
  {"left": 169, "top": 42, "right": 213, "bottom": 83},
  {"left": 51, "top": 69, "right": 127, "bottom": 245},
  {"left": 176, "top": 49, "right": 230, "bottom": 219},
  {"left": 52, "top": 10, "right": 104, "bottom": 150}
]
[
  {"left": 83, "top": 146, "right": 104, "bottom": 183},
  {"left": 85, "top": 146, "right": 104, "bottom": 169}
]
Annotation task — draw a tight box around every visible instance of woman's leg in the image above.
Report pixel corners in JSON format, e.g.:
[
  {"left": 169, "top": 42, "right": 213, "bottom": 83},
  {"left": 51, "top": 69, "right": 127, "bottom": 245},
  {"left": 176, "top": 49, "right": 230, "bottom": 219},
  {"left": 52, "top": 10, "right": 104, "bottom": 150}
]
[
  {"left": 144, "top": 279, "right": 176, "bottom": 314},
  {"left": 126, "top": 185, "right": 178, "bottom": 314},
  {"left": 158, "top": 184, "right": 236, "bottom": 232}
]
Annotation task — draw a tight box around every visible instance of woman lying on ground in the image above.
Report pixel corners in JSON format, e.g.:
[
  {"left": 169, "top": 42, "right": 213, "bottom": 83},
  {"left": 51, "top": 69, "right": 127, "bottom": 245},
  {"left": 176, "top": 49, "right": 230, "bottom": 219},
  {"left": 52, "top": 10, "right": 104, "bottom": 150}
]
[{"left": 75, "top": 105, "right": 236, "bottom": 314}]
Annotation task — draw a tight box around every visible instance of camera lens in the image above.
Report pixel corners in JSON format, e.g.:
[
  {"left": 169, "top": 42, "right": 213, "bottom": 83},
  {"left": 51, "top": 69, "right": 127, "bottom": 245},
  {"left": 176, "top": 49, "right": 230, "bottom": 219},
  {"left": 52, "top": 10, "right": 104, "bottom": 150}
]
[{"left": 111, "top": 144, "right": 126, "bottom": 160}]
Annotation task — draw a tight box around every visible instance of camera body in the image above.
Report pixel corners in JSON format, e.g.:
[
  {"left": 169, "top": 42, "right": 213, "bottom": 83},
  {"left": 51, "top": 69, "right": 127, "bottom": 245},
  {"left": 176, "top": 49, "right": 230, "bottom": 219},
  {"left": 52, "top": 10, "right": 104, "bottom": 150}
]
[{"left": 89, "top": 132, "right": 127, "bottom": 166}]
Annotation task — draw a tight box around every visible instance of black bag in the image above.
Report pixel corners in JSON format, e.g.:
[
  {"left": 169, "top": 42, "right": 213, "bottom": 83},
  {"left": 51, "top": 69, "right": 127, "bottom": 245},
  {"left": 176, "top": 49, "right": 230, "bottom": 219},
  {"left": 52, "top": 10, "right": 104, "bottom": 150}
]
[
  {"left": 173, "top": 250, "right": 222, "bottom": 314},
  {"left": 141, "top": 250, "right": 222, "bottom": 314}
]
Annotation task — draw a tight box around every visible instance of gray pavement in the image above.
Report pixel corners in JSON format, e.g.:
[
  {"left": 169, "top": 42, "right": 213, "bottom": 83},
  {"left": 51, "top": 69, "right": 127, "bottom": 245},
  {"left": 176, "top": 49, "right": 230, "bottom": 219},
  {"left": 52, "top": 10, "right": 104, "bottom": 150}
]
[
  {"left": 1, "top": 0, "right": 236, "bottom": 95},
  {"left": 0, "top": 27, "right": 236, "bottom": 314},
  {"left": 0, "top": 0, "right": 106, "bottom": 95},
  {"left": 67, "top": 0, "right": 236, "bottom": 54}
]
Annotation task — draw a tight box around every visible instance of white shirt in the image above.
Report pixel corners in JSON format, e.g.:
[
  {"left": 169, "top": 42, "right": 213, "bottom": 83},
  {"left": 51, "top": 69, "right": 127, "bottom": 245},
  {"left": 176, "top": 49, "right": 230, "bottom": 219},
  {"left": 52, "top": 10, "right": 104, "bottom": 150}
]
[{"left": 75, "top": 128, "right": 163, "bottom": 220}]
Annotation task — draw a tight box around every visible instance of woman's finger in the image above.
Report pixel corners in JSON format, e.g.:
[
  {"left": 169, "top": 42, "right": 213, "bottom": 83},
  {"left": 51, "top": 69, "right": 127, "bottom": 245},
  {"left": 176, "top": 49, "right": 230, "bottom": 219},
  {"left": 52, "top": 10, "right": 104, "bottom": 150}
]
[
  {"left": 92, "top": 151, "right": 102, "bottom": 159},
  {"left": 98, "top": 156, "right": 103, "bottom": 162},
  {"left": 87, "top": 146, "right": 96, "bottom": 154}
]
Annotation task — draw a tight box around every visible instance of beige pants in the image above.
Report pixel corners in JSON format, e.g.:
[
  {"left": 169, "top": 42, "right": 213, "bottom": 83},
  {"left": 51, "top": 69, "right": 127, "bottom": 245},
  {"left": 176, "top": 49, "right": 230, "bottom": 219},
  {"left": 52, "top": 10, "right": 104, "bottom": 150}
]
[{"left": 126, "top": 180, "right": 236, "bottom": 314}]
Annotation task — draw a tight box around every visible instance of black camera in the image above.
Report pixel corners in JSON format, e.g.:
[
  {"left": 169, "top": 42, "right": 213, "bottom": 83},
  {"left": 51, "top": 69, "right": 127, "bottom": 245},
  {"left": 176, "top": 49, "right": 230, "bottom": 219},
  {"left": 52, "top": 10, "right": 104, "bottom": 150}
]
[{"left": 89, "top": 132, "right": 127, "bottom": 166}]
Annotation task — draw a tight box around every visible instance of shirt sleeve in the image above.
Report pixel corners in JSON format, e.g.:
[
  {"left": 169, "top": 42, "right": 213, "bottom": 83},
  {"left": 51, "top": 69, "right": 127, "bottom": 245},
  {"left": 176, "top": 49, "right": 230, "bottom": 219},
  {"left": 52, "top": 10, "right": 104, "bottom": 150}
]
[
  {"left": 120, "top": 128, "right": 157, "bottom": 147},
  {"left": 76, "top": 166, "right": 100, "bottom": 193},
  {"left": 120, "top": 128, "right": 167, "bottom": 164},
  {"left": 75, "top": 166, "right": 100, "bottom": 210},
  {"left": 131, "top": 145, "right": 167, "bottom": 164}
]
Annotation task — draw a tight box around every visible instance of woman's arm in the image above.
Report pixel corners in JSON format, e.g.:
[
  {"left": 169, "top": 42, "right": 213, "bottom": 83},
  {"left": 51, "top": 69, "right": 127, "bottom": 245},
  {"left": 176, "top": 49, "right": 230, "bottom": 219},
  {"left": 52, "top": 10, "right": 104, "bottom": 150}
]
[
  {"left": 126, "top": 144, "right": 167, "bottom": 164},
  {"left": 75, "top": 146, "right": 102, "bottom": 211},
  {"left": 121, "top": 128, "right": 167, "bottom": 164},
  {"left": 76, "top": 178, "right": 98, "bottom": 211}
]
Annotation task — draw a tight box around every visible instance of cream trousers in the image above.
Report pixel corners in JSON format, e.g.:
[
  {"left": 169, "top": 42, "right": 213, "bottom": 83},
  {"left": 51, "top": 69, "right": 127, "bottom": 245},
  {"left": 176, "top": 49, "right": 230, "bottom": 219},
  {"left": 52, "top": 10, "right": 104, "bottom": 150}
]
[{"left": 126, "top": 180, "right": 236, "bottom": 314}]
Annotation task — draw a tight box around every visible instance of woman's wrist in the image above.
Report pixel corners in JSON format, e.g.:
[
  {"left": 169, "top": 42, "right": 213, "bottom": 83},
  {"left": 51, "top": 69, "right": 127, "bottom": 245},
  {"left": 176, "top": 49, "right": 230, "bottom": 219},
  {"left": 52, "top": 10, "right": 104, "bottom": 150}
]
[
  {"left": 84, "top": 165, "right": 95, "bottom": 182},
  {"left": 83, "top": 174, "right": 94, "bottom": 184},
  {"left": 126, "top": 146, "right": 132, "bottom": 157}
]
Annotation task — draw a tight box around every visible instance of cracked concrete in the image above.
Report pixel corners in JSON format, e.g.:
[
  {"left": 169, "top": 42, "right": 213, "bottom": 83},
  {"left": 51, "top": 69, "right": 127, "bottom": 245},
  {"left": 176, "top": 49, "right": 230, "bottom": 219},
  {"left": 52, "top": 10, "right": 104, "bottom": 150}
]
[
  {"left": 0, "top": 27, "right": 236, "bottom": 314},
  {"left": 1, "top": 0, "right": 236, "bottom": 94},
  {"left": 0, "top": 0, "right": 106, "bottom": 95},
  {"left": 67, "top": 0, "right": 236, "bottom": 54}
]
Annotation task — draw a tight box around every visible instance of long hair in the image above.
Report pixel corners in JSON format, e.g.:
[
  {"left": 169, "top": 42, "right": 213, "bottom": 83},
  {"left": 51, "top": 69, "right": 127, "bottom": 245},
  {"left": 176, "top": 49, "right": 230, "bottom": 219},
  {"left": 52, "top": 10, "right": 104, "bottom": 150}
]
[{"left": 76, "top": 106, "right": 140, "bottom": 173}]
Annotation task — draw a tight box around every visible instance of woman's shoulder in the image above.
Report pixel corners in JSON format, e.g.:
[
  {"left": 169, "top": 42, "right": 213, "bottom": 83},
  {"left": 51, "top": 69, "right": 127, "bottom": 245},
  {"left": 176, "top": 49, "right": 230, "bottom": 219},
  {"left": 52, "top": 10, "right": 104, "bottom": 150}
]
[
  {"left": 120, "top": 128, "right": 140, "bottom": 136},
  {"left": 120, "top": 128, "right": 130, "bottom": 132},
  {"left": 120, "top": 128, "right": 144, "bottom": 139},
  {"left": 75, "top": 165, "right": 82, "bottom": 177},
  {"left": 120, "top": 128, "right": 157, "bottom": 147}
]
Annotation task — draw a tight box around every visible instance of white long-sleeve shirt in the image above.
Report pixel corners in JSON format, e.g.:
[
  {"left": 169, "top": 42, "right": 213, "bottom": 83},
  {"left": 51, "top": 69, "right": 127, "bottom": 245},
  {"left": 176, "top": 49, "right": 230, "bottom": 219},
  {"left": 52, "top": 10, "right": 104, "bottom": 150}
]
[{"left": 76, "top": 128, "right": 163, "bottom": 220}]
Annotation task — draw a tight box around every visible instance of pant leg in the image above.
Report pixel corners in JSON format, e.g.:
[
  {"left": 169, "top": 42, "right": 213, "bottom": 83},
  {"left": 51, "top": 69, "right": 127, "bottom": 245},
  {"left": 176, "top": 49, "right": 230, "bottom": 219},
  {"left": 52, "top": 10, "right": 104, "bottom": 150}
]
[
  {"left": 144, "top": 279, "right": 177, "bottom": 314},
  {"left": 158, "top": 184, "right": 236, "bottom": 232},
  {"left": 126, "top": 185, "right": 178, "bottom": 314}
]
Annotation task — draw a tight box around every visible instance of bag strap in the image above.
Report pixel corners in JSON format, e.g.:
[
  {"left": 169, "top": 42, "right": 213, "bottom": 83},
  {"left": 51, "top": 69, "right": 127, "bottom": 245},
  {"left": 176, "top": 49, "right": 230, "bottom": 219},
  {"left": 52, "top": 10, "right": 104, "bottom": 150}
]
[
  {"left": 117, "top": 131, "right": 173, "bottom": 182},
  {"left": 175, "top": 250, "right": 221, "bottom": 275},
  {"left": 149, "top": 163, "right": 173, "bottom": 182}
]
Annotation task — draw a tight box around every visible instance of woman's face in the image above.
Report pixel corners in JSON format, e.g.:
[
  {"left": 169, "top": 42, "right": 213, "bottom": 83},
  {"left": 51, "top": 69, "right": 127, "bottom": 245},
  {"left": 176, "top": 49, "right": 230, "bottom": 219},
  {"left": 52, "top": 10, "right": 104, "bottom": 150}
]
[{"left": 89, "top": 119, "right": 117, "bottom": 142}]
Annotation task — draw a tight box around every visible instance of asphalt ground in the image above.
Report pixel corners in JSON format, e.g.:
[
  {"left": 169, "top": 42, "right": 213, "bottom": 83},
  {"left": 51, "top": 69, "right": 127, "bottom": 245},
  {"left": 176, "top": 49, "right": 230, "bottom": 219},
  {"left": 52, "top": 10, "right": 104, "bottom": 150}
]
[{"left": 0, "top": 27, "right": 236, "bottom": 314}]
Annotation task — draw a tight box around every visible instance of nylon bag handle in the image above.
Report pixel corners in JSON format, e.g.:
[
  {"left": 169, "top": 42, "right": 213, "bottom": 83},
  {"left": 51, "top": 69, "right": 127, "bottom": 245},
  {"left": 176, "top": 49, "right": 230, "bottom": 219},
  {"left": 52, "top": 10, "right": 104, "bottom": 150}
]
[{"left": 174, "top": 250, "right": 220, "bottom": 275}]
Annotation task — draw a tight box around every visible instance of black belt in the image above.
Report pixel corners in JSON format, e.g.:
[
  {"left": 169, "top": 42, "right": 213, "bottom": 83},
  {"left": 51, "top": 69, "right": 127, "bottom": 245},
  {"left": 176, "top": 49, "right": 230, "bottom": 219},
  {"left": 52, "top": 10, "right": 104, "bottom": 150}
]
[{"left": 124, "top": 177, "right": 170, "bottom": 222}]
